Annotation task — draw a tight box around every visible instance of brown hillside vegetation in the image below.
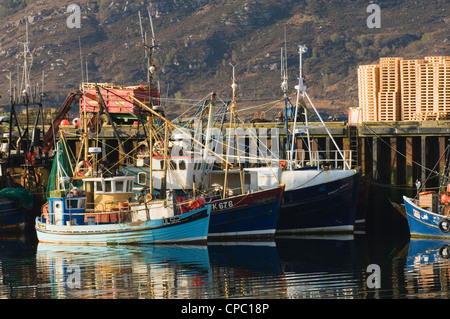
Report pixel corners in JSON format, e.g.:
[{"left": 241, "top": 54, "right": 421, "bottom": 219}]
[{"left": 0, "top": 0, "right": 448, "bottom": 119}]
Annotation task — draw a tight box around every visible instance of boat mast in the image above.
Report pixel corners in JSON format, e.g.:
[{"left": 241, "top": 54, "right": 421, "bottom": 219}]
[
  {"left": 201, "top": 92, "right": 216, "bottom": 190},
  {"left": 223, "top": 65, "right": 244, "bottom": 197},
  {"left": 293, "top": 44, "right": 350, "bottom": 170},
  {"left": 289, "top": 45, "right": 308, "bottom": 170}
]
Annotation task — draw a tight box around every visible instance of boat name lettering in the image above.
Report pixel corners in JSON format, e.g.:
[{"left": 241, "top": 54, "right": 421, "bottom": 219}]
[
  {"left": 328, "top": 182, "right": 350, "bottom": 196},
  {"left": 413, "top": 209, "right": 420, "bottom": 219},
  {"left": 162, "top": 216, "right": 181, "bottom": 225},
  {"left": 212, "top": 200, "right": 234, "bottom": 211}
]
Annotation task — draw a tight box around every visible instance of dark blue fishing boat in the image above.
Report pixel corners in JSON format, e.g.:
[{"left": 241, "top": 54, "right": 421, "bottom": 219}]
[
  {"left": 0, "top": 188, "right": 33, "bottom": 231},
  {"left": 246, "top": 45, "right": 360, "bottom": 234},
  {"left": 124, "top": 163, "right": 284, "bottom": 239}
]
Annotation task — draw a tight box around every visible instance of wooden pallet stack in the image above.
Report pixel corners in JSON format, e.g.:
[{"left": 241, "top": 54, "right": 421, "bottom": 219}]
[
  {"left": 401, "top": 59, "right": 423, "bottom": 121},
  {"left": 428, "top": 57, "right": 450, "bottom": 120},
  {"left": 378, "top": 57, "right": 402, "bottom": 121},
  {"left": 357, "top": 56, "right": 450, "bottom": 122},
  {"left": 358, "top": 64, "right": 380, "bottom": 122},
  {"left": 415, "top": 57, "right": 450, "bottom": 120}
]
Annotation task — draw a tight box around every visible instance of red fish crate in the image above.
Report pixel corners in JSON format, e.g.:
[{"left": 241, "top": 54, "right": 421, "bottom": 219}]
[{"left": 79, "top": 83, "right": 159, "bottom": 115}]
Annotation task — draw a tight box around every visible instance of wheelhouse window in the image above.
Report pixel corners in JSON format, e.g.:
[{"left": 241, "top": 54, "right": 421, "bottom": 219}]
[
  {"left": 105, "top": 181, "right": 112, "bottom": 192},
  {"left": 66, "top": 199, "right": 79, "bottom": 209},
  {"left": 138, "top": 172, "right": 147, "bottom": 185},
  {"left": 96, "top": 181, "right": 103, "bottom": 192},
  {"left": 116, "top": 181, "right": 124, "bottom": 192}
]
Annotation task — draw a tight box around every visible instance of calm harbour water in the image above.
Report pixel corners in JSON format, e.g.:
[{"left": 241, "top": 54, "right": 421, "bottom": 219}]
[{"left": 2, "top": 224, "right": 450, "bottom": 300}]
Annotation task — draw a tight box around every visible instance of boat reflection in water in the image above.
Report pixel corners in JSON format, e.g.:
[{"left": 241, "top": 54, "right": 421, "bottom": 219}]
[
  {"left": 404, "top": 239, "right": 450, "bottom": 297},
  {"left": 34, "top": 236, "right": 364, "bottom": 299},
  {"left": 207, "top": 235, "right": 363, "bottom": 299},
  {"left": 36, "top": 244, "right": 212, "bottom": 299}
]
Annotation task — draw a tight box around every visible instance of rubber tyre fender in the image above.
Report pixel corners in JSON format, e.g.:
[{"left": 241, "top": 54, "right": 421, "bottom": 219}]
[{"left": 438, "top": 218, "right": 450, "bottom": 233}]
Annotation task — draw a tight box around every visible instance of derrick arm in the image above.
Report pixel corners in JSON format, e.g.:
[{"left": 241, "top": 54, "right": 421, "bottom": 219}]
[{"left": 42, "top": 91, "right": 82, "bottom": 154}]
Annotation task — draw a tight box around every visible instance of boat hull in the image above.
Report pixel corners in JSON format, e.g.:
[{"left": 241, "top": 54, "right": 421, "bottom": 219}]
[
  {"left": 276, "top": 170, "right": 360, "bottom": 234},
  {"left": 207, "top": 186, "right": 283, "bottom": 239},
  {"left": 403, "top": 196, "right": 450, "bottom": 238},
  {"left": 0, "top": 200, "right": 27, "bottom": 231},
  {"left": 35, "top": 206, "right": 210, "bottom": 245}
]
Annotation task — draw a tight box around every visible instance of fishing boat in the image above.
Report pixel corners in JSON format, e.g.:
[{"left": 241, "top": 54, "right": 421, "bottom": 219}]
[
  {"left": 402, "top": 142, "right": 450, "bottom": 238},
  {"left": 123, "top": 109, "right": 284, "bottom": 239},
  {"left": 0, "top": 187, "right": 33, "bottom": 231},
  {"left": 34, "top": 96, "right": 210, "bottom": 245},
  {"left": 403, "top": 192, "right": 450, "bottom": 238},
  {"left": 246, "top": 45, "right": 360, "bottom": 234},
  {"left": 123, "top": 67, "right": 284, "bottom": 239},
  {"left": 35, "top": 173, "right": 210, "bottom": 245}
]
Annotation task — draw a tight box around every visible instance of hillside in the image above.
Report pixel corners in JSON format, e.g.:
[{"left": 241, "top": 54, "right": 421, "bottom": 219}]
[{"left": 0, "top": 0, "right": 448, "bottom": 119}]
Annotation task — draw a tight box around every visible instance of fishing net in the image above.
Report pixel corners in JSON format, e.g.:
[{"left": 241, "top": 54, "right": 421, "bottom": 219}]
[{"left": 0, "top": 187, "right": 33, "bottom": 210}]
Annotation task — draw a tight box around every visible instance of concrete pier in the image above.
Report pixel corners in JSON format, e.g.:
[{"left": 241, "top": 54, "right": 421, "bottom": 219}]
[{"left": 2, "top": 120, "right": 449, "bottom": 193}]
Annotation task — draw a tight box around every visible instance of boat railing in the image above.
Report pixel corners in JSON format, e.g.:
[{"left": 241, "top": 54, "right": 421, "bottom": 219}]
[
  {"left": 39, "top": 200, "right": 131, "bottom": 226},
  {"left": 286, "top": 149, "right": 353, "bottom": 170}
]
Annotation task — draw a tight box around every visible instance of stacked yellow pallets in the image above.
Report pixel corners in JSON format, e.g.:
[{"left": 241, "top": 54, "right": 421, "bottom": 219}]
[
  {"left": 358, "top": 64, "right": 380, "bottom": 122},
  {"left": 378, "top": 58, "right": 402, "bottom": 121},
  {"left": 357, "top": 56, "right": 450, "bottom": 122}
]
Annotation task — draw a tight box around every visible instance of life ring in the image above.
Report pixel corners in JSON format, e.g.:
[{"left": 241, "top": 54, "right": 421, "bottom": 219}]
[
  {"left": 438, "top": 218, "right": 450, "bottom": 233},
  {"left": 153, "top": 141, "right": 164, "bottom": 157},
  {"left": 76, "top": 160, "right": 93, "bottom": 177},
  {"left": 439, "top": 244, "right": 450, "bottom": 259},
  {"left": 279, "top": 160, "right": 287, "bottom": 169}
]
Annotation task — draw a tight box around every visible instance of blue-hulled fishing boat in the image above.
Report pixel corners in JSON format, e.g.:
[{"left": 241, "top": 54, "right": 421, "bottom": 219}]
[
  {"left": 403, "top": 194, "right": 450, "bottom": 238},
  {"left": 402, "top": 141, "right": 450, "bottom": 238},
  {"left": 35, "top": 175, "right": 210, "bottom": 245},
  {"left": 35, "top": 98, "right": 210, "bottom": 245}
]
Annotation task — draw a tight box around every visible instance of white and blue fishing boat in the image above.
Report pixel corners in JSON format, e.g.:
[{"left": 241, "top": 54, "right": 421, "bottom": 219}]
[
  {"left": 35, "top": 174, "right": 210, "bottom": 245},
  {"left": 35, "top": 119, "right": 210, "bottom": 245}
]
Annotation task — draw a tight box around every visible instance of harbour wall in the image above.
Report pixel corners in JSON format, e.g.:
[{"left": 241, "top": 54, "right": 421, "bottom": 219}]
[{"left": 43, "top": 120, "right": 450, "bottom": 195}]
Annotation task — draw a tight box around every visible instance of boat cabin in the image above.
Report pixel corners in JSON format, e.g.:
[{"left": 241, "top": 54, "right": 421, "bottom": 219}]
[
  {"left": 47, "top": 194, "right": 87, "bottom": 226},
  {"left": 83, "top": 176, "right": 135, "bottom": 212}
]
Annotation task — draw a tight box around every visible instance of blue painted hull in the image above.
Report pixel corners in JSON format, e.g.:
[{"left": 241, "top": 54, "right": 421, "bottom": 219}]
[
  {"left": 35, "top": 206, "right": 211, "bottom": 245},
  {"left": 207, "top": 187, "right": 283, "bottom": 239},
  {"left": 403, "top": 196, "right": 450, "bottom": 238},
  {"left": 277, "top": 171, "right": 360, "bottom": 233},
  {"left": 0, "top": 200, "right": 27, "bottom": 231}
]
